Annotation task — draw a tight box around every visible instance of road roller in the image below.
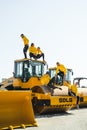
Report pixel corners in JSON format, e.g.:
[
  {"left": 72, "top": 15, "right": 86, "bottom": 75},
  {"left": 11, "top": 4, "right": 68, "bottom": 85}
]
[
  {"left": 0, "top": 59, "right": 76, "bottom": 129},
  {"left": 73, "top": 77, "right": 87, "bottom": 107}
]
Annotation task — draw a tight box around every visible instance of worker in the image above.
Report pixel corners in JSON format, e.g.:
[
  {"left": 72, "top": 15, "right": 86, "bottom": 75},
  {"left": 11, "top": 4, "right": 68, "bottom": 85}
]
[
  {"left": 29, "top": 43, "right": 37, "bottom": 60},
  {"left": 56, "top": 62, "right": 67, "bottom": 85},
  {"left": 20, "top": 34, "right": 29, "bottom": 58},
  {"left": 29, "top": 43, "right": 45, "bottom": 62},
  {"left": 36, "top": 47, "right": 45, "bottom": 61}
]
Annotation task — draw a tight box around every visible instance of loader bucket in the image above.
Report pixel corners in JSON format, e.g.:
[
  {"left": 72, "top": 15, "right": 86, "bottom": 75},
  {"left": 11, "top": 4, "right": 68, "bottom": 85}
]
[{"left": 0, "top": 91, "right": 37, "bottom": 130}]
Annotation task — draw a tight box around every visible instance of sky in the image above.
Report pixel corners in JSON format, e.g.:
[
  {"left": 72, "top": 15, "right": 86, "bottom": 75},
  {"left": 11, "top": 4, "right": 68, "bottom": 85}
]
[{"left": 0, "top": 0, "right": 87, "bottom": 82}]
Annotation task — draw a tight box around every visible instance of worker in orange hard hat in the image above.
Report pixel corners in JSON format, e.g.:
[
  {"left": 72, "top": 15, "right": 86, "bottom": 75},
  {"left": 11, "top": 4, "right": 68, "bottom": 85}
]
[{"left": 20, "top": 34, "right": 29, "bottom": 58}]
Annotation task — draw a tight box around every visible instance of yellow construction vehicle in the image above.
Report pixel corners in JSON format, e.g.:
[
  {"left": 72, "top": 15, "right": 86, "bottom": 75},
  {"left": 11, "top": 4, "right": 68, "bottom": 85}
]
[
  {"left": 49, "top": 67, "right": 74, "bottom": 87},
  {"left": 1, "top": 59, "right": 76, "bottom": 112},
  {"left": 73, "top": 77, "right": 87, "bottom": 107},
  {"left": 48, "top": 67, "right": 77, "bottom": 105},
  {"left": 13, "top": 59, "right": 76, "bottom": 112},
  {"left": 0, "top": 59, "right": 76, "bottom": 129}
]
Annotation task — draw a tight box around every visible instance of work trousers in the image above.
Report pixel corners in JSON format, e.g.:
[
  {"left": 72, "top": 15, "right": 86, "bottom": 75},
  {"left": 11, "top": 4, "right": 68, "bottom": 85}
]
[
  {"left": 29, "top": 53, "right": 44, "bottom": 61},
  {"left": 23, "top": 45, "right": 29, "bottom": 58}
]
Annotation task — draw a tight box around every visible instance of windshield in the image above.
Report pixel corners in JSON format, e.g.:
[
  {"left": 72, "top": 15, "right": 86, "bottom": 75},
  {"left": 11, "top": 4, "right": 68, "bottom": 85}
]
[
  {"left": 49, "top": 68, "right": 73, "bottom": 83},
  {"left": 14, "top": 60, "right": 45, "bottom": 81},
  {"left": 49, "top": 69, "right": 56, "bottom": 78},
  {"left": 74, "top": 79, "right": 87, "bottom": 88},
  {"left": 65, "top": 69, "right": 73, "bottom": 83}
]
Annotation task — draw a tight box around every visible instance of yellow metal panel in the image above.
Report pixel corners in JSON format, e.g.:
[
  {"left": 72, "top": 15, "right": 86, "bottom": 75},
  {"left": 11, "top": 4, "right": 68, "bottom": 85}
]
[
  {"left": 23, "top": 77, "right": 42, "bottom": 88},
  {"left": 0, "top": 91, "right": 37, "bottom": 129},
  {"left": 50, "top": 96, "right": 76, "bottom": 106},
  {"left": 13, "top": 77, "right": 42, "bottom": 89},
  {"left": 83, "top": 96, "right": 87, "bottom": 102}
]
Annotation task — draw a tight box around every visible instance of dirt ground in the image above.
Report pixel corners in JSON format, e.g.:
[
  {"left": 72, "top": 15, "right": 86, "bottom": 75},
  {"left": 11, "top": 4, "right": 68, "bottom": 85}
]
[{"left": 17, "top": 108, "right": 87, "bottom": 130}]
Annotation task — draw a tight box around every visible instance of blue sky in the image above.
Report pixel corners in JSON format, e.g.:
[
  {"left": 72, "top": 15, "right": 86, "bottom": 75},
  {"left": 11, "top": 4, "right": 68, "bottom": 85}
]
[{"left": 0, "top": 0, "right": 87, "bottom": 81}]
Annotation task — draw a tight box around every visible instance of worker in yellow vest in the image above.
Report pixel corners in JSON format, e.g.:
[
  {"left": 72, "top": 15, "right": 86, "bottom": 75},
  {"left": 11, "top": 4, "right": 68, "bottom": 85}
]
[
  {"left": 20, "top": 34, "right": 29, "bottom": 58},
  {"left": 29, "top": 43, "right": 37, "bottom": 60},
  {"left": 29, "top": 43, "right": 45, "bottom": 61},
  {"left": 36, "top": 47, "right": 45, "bottom": 61},
  {"left": 56, "top": 62, "right": 67, "bottom": 85}
]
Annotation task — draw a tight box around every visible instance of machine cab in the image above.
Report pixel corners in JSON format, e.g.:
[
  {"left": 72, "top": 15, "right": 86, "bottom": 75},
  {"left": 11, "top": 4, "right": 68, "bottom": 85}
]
[
  {"left": 49, "top": 67, "right": 73, "bottom": 84},
  {"left": 14, "top": 59, "right": 47, "bottom": 82},
  {"left": 73, "top": 77, "right": 87, "bottom": 88}
]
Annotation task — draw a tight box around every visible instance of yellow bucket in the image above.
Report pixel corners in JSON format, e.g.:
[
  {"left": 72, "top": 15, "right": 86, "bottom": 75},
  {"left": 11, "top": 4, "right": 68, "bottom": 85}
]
[{"left": 0, "top": 91, "right": 37, "bottom": 130}]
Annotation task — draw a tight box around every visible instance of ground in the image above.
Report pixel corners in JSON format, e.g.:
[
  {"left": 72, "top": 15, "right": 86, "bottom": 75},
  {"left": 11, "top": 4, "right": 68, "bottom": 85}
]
[{"left": 16, "top": 108, "right": 87, "bottom": 130}]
